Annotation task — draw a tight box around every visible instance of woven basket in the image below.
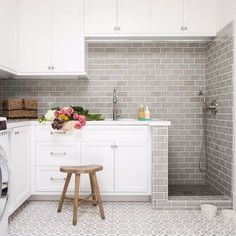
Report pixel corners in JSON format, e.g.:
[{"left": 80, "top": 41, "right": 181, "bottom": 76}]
[
  {"left": 2, "top": 98, "right": 38, "bottom": 110},
  {"left": 2, "top": 98, "right": 38, "bottom": 119},
  {"left": 3, "top": 110, "right": 38, "bottom": 119}
]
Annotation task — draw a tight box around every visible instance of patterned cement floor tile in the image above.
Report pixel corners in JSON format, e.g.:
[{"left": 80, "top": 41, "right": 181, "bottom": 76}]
[{"left": 8, "top": 201, "right": 236, "bottom": 236}]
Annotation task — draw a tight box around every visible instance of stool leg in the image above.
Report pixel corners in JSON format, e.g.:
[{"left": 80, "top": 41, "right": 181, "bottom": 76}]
[
  {"left": 89, "top": 173, "right": 97, "bottom": 206},
  {"left": 73, "top": 173, "right": 80, "bottom": 226},
  {"left": 57, "top": 173, "right": 72, "bottom": 213},
  {"left": 92, "top": 173, "right": 105, "bottom": 220}
]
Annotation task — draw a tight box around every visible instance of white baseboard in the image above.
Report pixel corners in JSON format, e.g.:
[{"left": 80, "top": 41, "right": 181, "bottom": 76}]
[{"left": 29, "top": 195, "right": 150, "bottom": 202}]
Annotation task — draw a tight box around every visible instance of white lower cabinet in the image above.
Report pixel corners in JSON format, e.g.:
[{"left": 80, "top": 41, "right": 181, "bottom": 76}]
[
  {"left": 9, "top": 126, "right": 31, "bottom": 214},
  {"left": 80, "top": 128, "right": 149, "bottom": 194},
  {"left": 36, "top": 143, "right": 79, "bottom": 166},
  {"left": 34, "top": 125, "right": 150, "bottom": 196},
  {"left": 35, "top": 167, "right": 75, "bottom": 192},
  {"left": 80, "top": 141, "right": 114, "bottom": 192},
  {"left": 114, "top": 141, "right": 148, "bottom": 193}
]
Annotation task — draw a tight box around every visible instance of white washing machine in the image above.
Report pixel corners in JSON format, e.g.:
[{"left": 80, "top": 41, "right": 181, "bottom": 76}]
[{"left": 0, "top": 117, "right": 9, "bottom": 236}]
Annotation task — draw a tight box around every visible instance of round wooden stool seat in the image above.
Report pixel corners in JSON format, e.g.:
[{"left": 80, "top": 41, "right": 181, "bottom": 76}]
[{"left": 60, "top": 164, "right": 103, "bottom": 174}]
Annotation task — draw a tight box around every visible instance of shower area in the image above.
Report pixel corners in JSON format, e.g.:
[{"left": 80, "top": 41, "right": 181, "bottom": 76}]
[{"left": 168, "top": 23, "right": 234, "bottom": 203}]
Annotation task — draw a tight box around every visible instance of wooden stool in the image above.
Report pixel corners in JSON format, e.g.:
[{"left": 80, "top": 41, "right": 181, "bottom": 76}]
[{"left": 57, "top": 164, "right": 105, "bottom": 225}]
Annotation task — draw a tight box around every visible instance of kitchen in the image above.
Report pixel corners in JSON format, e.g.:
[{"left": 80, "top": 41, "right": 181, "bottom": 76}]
[{"left": 0, "top": 0, "right": 236, "bottom": 235}]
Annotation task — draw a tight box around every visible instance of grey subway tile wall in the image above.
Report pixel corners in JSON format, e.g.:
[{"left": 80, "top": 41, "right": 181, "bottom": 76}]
[
  {"left": 0, "top": 40, "right": 216, "bottom": 186},
  {"left": 205, "top": 23, "right": 234, "bottom": 197}
]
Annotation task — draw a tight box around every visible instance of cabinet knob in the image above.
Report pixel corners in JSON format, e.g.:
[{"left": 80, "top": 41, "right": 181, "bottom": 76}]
[
  {"left": 14, "top": 131, "right": 19, "bottom": 135},
  {"left": 181, "top": 26, "right": 184, "bottom": 31},
  {"left": 184, "top": 26, "right": 187, "bottom": 31},
  {"left": 51, "top": 66, "right": 55, "bottom": 70},
  {"left": 48, "top": 66, "right": 51, "bottom": 70}
]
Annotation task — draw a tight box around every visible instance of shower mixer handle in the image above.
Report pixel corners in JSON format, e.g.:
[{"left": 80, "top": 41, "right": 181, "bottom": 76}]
[{"left": 206, "top": 100, "right": 218, "bottom": 114}]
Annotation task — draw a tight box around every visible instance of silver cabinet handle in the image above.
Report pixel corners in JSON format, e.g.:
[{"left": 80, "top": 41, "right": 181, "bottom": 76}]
[
  {"left": 50, "top": 152, "right": 66, "bottom": 156},
  {"left": 48, "top": 66, "right": 51, "bottom": 70},
  {"left": 50, "top": 177, "right": 66, "bottom": 181},
  {"left": 51, "top": 66, "right": 55, "bottom": 70},
  {"left": 184, "top": 26, "right": 187, "bottom": 31},
  {"left": 50, "top": 131, "right": 66, "bottom": 135},
  {"left": 181, "top": 26, "right": 184, "bottom": 31},
  {"left": 111, "top": 145, "right": 118, "bottom": 148},
  {"left": 14, "top": 131, "right": 19, "bottom": 135},
  {"left": 114, "top": 26, "right": 121, "bottom": 31}
]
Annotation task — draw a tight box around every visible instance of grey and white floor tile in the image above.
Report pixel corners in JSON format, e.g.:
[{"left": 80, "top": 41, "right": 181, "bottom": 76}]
[{"left": 8, "top": 201, "right": 236, "bottom": 236}]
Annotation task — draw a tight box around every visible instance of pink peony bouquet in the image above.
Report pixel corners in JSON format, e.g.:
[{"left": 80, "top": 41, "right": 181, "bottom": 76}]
[{"left": 51, "top": 107, "right": 86, "bottom": 130}]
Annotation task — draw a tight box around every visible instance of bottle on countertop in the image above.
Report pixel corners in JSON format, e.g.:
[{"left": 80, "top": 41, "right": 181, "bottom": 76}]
[
  {"left": 138, "top": 104, "right": 145, "bottom": 119},
  {"left": 145, "top": 106, "right": 150, "bottom": 119}
]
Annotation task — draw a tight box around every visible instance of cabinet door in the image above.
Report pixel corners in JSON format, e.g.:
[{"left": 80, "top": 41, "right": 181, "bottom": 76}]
[
  {"left": 118, "top": 0, "right": 150, "bottom": 34},
  {"left": 85, "top": 0, "right": 117, "bottom": 34},
  {"left": 0, "top": 0, "right": 17, "bottom": 72},
  {"left": 19, "top": 0, "right": 52, "bottom": 73},
  {"left": 115, "top": 141, "right": 149, "bottom": 193},
  {"left": 80, "top": 141, "right": 114, "bottom": 192},
  {"left": 151, "top": 0, "right": 184, "bottom": 34},
  {"left": 184, "top": 0, "right": 217, "bottom": 35},
  {"left": 52, "top": 0, "right": 85, "bottom": 73},
  {"left": 9, "top": 127, "right": 31, "bottom": 213}
]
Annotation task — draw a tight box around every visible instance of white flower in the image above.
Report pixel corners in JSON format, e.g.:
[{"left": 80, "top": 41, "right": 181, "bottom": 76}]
[{"left": 44, "top": 110, "right": 56, "bottom": 121}]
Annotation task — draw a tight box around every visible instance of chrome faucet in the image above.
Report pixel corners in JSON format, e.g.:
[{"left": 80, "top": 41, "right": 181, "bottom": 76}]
[{"left": 113, "top": 89, "right": 118, "bottom": 121}]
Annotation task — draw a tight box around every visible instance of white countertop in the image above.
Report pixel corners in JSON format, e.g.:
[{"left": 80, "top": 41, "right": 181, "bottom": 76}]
[{"left": 7, "top": 119, "right": 171, "bottom": 129}]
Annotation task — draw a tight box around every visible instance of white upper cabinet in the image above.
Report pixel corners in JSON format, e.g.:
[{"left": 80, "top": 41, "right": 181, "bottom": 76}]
[
  {"left": 151, "top": 0, "right": 217, "bottom": 36},
  {"left": 19, "top": 0, "right": 52, "bottom": 73},
  {"left": 117, "top": 0, "right": 150, "bottom": 34},
  {"left": 85, "top": 0, "right": 117, "bottom": 34},
  {"left": 184, "top": 0, "right": 217, "bottom": 35},
  {"left": 0, "top": 0, "right": 17, "bottom": 73},
  {"left": 85, "top": 0, "right": 150, "bottom": 35},
  {"left": 85, "top": 0, "right": 217, "bottom": 37},
  {"left": 151, "top": 0, "right": 184, "bottom": 34},
  {"left": 52, "top": 0, "right": 85, "bottom": 73},
  {"left": 19, "top": 0, "right": 85, "bottom": 75}
]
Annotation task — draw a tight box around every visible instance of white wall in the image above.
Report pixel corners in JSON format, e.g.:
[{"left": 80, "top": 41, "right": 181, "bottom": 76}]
[{"left": 218, "top": 0, "right": 236, "bottom": 208}]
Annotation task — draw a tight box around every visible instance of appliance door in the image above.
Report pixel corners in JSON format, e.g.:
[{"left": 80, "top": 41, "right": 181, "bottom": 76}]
[{"left": 0, "top": 145, "right": 9, "bottom": 222}]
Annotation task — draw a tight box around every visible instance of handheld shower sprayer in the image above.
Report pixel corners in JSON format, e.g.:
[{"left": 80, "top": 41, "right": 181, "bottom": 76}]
[{"left": 198, "top": 90, "right": 206, "bottom": 106}]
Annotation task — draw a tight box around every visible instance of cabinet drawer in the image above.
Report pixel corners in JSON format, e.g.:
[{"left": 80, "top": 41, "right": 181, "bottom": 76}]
[
  {"left": 35, "top": 167, "right": 75, "bottom": 192},
  {"left": 81, "top": 126, "right": 148, "bottom": 141},
  {"left": 36, "top": 143, "right": 79, "bottom": 166},
  {"left": 36, "top": 125, "right": 80, "bottom": 141}
]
